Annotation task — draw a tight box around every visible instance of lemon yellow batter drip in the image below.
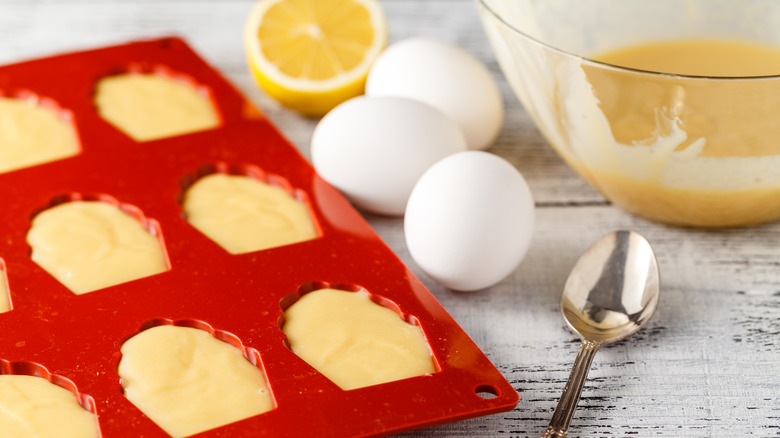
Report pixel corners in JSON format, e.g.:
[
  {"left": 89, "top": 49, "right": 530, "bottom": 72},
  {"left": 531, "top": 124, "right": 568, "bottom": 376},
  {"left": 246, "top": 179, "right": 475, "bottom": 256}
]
[
  {"left": 118, "top": 325, "right": 273, "bottom": 438},
  {"left": 0, "top": 272, "right": 9, "bottom": 313},
  {"left": 283, "top": 288, "right": 436, "bottom": 390}
]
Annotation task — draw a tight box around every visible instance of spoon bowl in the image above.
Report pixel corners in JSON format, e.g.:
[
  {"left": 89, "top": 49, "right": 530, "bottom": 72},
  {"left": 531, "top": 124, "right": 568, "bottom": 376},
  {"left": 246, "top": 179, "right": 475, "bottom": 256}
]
[
  {"left": 542, "top": 230, "right": 660, "bottom": 437},
  {"left": 561, "top": 230, "right": 660, "bottom": 344}
]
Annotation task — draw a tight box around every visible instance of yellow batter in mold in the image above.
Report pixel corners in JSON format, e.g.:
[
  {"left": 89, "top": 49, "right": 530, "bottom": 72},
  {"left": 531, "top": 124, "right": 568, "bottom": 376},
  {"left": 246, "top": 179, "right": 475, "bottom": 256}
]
[
  {"left": 0, "top": 97, "right": 79, "bottom": 173},
  {"left": 183, "top": 173, "right": 318, "bottom": 254},
  {"left": 0, "top": 374, "right": 99, "bottom": 438},
  {"left": 118, "top": 325, "right": 273, "bottom": 438},
  {"left": 26, "top": 201, "right": 168, "bottom": 294},
  {"left": 94, "top": 73, "right": 220, "bottom": 141},
  {"left": 283, "top": 288, "right": 437, "bottom": 391}
]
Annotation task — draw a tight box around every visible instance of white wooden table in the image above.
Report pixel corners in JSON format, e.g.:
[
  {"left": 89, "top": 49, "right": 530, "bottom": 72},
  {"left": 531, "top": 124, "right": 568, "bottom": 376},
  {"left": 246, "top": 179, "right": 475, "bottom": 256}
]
[{"left": 1, "top": 1, "right": 778, "bottom": 437}]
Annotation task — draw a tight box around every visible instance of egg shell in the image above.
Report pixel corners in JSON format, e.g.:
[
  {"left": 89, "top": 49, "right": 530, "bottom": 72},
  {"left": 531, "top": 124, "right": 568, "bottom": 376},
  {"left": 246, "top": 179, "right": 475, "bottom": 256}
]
[
  {"left": 311, "top": 96, "right": 467, "bottom": 216},
  {"left": 366, "top": 37, "right": 504, "bottom": 151},
  {"left": 404, "top": 151, "right": 534, "bottom": 291}
]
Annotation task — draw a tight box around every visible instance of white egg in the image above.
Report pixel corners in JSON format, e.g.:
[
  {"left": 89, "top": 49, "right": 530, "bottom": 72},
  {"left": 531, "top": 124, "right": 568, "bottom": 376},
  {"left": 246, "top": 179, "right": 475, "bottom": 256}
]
[
  {"left": 311, "top": 96, "right": 467, "bottom": 216},
  {"left": 366, "top": 37, "right": 504, "bottom": 151},
  {"left": 404, "top": 151, "right": 534, "bottom": 291}
]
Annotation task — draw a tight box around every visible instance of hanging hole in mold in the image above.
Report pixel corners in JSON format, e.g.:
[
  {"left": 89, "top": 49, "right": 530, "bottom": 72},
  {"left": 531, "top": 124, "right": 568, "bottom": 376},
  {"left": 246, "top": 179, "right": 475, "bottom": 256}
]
[
  {"left": 0, "top": 89, "right": 81, "bottom": 174},
  {"left": 116, "top": 319, "right": 275, "bottom": 438},
  {"left": 0, "top": 359, "right": 101, "bottom": 437},
  {"left": 474, "top": 384, "right": 500, "bottom": 400},
  {"left": 93, "top": 63, "right": 221, "bottom": 142},
  {"left": 279, "top": 282, "right": 441, "bottom": 391},
  {"left": 180, "top": 162, "right": 321, "bottom": 255},
  {"left": 26, "top": 194, "right": 170, "bottom": 295}
]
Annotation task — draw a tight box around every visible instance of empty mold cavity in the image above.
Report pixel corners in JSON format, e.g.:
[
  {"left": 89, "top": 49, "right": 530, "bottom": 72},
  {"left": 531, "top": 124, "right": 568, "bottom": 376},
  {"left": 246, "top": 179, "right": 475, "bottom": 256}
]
[
  {"left": 0, "top": 359, "right": 100, "bottom": 438},
  {"left": 93, "top": 64, "right": 221, "bottom": 142},
  {"left": 0, "top": 90, "right": 80, "bottom": 173},
  {"left": 279, "top": 281, "right": 439, "bottom": 391},
  {"left": 0, "top": 259, "right": 10, "bottom": 313},
  {"left": 117, "top": 319, "right": 274, "bottom": 438},
  {"left": 180, "top": 162, "right": 320, "bottom": 254},
  {"left": 26, "top": 194, "right": 170, "bottom": 295}
]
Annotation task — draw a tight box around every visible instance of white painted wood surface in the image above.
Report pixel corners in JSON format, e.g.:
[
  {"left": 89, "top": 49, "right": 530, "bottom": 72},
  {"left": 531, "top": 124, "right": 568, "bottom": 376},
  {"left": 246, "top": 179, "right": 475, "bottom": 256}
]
[{"left": 1, "top": 1, "right": 778, "bottom": 436}]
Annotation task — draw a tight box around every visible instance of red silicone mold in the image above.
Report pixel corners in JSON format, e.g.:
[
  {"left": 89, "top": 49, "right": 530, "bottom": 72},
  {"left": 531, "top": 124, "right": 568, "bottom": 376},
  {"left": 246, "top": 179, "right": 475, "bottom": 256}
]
[{"left": 0, "top": 37, "right": 518, "bottom": 437}]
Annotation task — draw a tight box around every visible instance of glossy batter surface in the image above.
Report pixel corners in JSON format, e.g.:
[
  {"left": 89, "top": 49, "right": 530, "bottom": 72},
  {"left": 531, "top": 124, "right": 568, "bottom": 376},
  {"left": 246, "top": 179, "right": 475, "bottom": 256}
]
[
  {"left": 0, "top": 97, "right": 79, "bottom": 173},
  {"left": 183, "top": 173, "right": 318, "bottom": 254},
  {"left": 118, "top": 325, "right": 274, "bottom": 438},
  {"left": 0, "top": 375, "right": 99, "bottom": 438},
  {"left": 94, "top": 73, "right": 219, "bottom": 141},
  {"left": 283, "top": 288, "right": 436, "bottom": 390},
  {"left": 27, "top": 201, "right": 168, "bottom": 294}
]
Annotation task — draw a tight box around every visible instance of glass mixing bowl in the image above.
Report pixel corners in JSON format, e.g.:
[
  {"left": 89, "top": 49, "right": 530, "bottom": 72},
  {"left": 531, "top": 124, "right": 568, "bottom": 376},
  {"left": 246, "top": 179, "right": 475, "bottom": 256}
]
[{"left": 476, "top": 0, "right": 780, "bottom": 227}]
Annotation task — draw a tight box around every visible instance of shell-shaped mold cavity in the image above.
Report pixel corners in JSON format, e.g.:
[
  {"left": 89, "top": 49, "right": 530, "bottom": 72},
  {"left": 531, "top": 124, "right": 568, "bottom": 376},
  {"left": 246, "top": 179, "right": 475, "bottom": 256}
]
[
  {"left": 279, "top": 281, "right": 439, "bottom": 391},
  {"left": 180, "top": 162, "right": 320, "bottom": 254},
  {"left": 0, "top": 359, "right": 101, "bottom": 438},
  {"left": 93, "top": 64, "right": 221, "bottom": 142},
  {"left": 26, "top": 194, "right": 170, "bottom": 295},
  {"left": 0, "top": 89, "right": 81, "bottom": 173},
  {"left": 117, "top": 319, "right": 274, "bottom": 438}
]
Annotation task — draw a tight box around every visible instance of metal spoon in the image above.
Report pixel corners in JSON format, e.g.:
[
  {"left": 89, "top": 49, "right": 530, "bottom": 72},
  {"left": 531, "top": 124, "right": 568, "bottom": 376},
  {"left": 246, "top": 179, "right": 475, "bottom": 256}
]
[{"left": 541, "top": 230, "right": 660, "bottom": 438}]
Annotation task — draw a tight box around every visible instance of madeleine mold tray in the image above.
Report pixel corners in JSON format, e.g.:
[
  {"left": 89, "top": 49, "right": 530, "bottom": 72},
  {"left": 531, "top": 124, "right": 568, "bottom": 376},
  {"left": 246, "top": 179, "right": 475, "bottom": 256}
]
[{"left": 0, "top": 38, "right": 518, "bottom": 437}]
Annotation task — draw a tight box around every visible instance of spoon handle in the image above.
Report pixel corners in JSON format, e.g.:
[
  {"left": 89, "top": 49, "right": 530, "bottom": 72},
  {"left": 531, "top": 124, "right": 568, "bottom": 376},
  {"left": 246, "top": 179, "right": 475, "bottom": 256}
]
[{"left": 540, "top": 340, "right": 601, "bottom": 438}]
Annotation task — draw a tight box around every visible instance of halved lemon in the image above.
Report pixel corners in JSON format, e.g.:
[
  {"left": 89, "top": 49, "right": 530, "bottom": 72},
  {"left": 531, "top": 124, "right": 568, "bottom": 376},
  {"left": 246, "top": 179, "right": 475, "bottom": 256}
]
[{"left": 244, "top": 0, "right": 388, "bottom": 117}]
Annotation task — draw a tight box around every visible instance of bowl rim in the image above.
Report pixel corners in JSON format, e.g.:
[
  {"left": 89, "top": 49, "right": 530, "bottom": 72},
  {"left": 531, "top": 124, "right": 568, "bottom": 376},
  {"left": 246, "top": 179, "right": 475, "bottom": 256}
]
[{"left": 476, "top": 0, "right": 780, "bottom": 81}]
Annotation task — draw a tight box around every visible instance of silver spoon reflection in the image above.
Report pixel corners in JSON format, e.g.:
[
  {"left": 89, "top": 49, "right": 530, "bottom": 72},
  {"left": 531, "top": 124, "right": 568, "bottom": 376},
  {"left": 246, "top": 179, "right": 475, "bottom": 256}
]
[{"left": 541, "top": 230, "right": 660, "bottom": 438}]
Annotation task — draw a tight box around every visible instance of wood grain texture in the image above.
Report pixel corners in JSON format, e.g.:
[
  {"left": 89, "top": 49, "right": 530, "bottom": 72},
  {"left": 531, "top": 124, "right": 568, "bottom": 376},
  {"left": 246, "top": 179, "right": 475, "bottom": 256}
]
[{"left": 1, "top": 0, "right": 778, "bottom": 436}]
